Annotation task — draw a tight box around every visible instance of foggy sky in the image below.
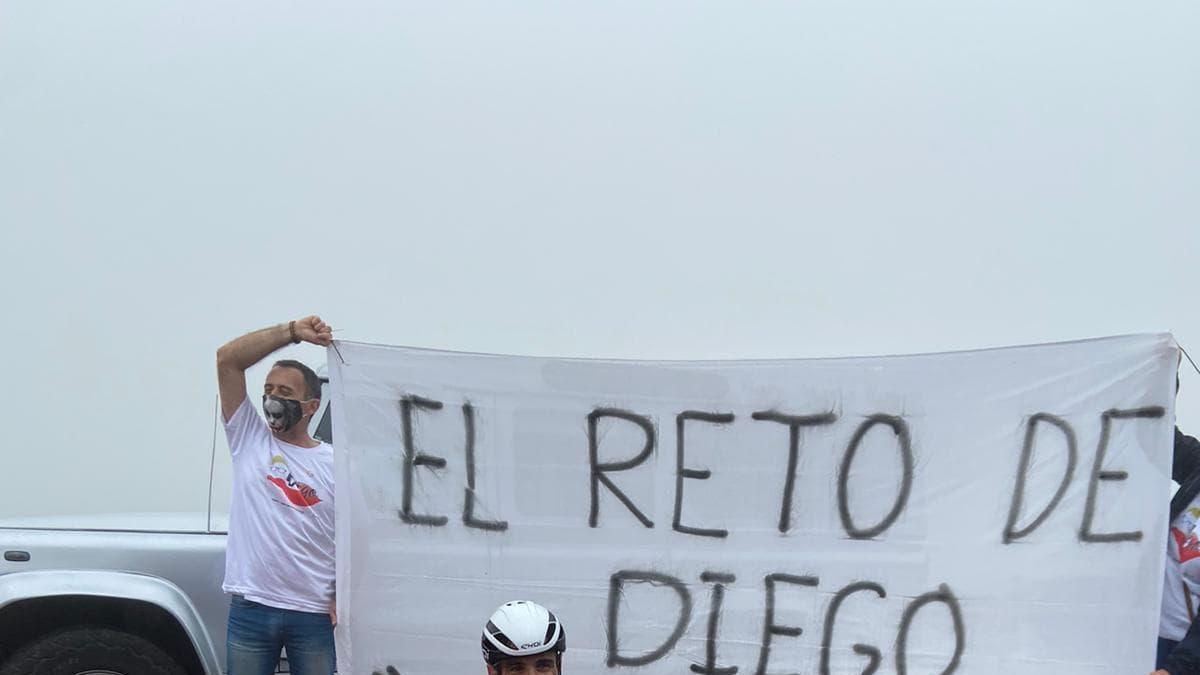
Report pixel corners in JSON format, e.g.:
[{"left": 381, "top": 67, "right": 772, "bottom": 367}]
[{"left": 1, "top": 0, "right": 1197, "bottom": 518}]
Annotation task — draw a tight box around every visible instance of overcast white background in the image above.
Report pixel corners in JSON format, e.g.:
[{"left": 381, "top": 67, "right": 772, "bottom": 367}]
[{"left": 1, "top": 1, "right": 1197, "bottom": 519}]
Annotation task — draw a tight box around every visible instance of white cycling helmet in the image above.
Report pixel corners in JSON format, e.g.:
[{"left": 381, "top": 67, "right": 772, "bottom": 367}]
[{"left": 481, "top": 600, "right": 566, "bottom": 668}]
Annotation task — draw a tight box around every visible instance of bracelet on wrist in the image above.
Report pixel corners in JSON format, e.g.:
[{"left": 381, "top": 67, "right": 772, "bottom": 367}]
[{"left": 288, "top": 320, "right": 300, "bottom": 344}]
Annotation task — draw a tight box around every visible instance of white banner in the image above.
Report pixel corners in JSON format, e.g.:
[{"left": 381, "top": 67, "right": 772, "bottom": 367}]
[{"left": 330, "top": 335, "right": 1177, "bottom": 675}]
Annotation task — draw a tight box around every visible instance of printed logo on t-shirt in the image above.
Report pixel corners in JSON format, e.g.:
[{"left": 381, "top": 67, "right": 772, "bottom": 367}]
[
  {"left": 266, "top": 454, "right": 322, "bottom": 508},
  {"left": 1172, "top": 506, "right": 1200, "bottom": 563}
]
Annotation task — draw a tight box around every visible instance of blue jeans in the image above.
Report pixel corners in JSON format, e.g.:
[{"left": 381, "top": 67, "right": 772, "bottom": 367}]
[
  {"left": 1159, "top": 637, "right": 1179, "bottom": 670},
  {"left": 227, "top": 594, "right": 335, "bottom": 675}
]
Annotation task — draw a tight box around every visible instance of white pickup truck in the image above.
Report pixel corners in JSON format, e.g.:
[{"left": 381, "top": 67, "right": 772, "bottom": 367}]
[
  {"left": 0, "top": 391, "right": 334, "bottom": 675},
  {"left": 0, "top": 511, "right": 232, "bottom": 675}
]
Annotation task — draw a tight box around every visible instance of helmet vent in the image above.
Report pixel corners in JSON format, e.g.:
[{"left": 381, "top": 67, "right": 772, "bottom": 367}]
[{"left": 486, "top": 620, "right": 519, "bottom": 651}]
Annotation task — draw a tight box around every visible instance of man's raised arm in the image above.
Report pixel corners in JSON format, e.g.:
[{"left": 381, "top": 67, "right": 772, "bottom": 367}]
[{"left": 216, "top": 315, "right": 333, "bottom": 421}]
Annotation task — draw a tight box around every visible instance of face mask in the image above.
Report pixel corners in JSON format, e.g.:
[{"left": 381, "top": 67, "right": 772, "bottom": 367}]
[{"left": 262, "top": 395, "right": 309, "bottom": 433}]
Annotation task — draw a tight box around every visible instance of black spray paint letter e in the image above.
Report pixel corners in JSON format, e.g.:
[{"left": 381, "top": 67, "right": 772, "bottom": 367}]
[
  {"left": 1003, "top": 413, "right": 1077, "bottom": 544},
  {"left": 606, "top": 570, "right": 692, "bottom": 667},
  {"left": 751, "top": 410, "right": 838, "bottom": 533},
  {"left": 588, "top": 409, "right": 656, "bottom": 528},
  {"left": 399, "top": 395, "right": 448, "bottom": 526},
  {"left": 674, "top": 411, "right": 735, "bottom": 538},
  {"left": 1079, "top": 406, "right": 1165, "bottom": 543},
  {"left": 837, "top": 415, "right": 914, "bottom": 539},
  {"left": 692, "top": 572, "right": 738, "bottom": 675},
  {"left": 818, "top": 581, "right": 886, "bottom": 675},
  {"left": 461, "top": 403, "right": 507, "bottom": 531},
  {"left": 753, "top": 573, "right": 819, "bottom": 675}
]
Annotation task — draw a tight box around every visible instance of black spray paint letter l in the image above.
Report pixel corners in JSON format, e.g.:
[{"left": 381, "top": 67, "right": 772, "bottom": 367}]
[
  {"left": 398, "top": 395, "right": 449, "bottom": 527},
  {"left": 461, "top": 403, "right": 507, "bottom": 531}
]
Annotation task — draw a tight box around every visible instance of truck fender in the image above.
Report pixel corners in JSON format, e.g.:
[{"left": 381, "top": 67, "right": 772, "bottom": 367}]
[{"left": 0, "top": 569, "right": 221, "bottom": 675}]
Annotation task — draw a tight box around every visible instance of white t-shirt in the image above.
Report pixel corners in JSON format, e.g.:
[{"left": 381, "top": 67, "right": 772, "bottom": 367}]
[
  {"left": 222, "top": 397, "right": 335, "bottom": 614},
  {"left": 1161, "top": 494, "right": 1200, "bottom": 640}
]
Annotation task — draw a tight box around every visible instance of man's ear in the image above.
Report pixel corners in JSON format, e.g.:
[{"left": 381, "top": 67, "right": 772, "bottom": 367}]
[
  {"left": 486, "top": 665, "right": 498, "bottom": 675},
  {"left": 304, "top": 398, "right": 321, "bottom": 418}
]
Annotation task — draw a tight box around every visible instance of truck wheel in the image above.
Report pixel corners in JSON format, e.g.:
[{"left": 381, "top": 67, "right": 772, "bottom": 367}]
[{"left": 0, "top": 626, "right": 187, "bottom": 675}]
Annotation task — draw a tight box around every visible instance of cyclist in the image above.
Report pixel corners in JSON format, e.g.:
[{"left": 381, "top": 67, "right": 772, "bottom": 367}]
[{"left": 481, "top": 601, "right": 567, "bottom": 675}]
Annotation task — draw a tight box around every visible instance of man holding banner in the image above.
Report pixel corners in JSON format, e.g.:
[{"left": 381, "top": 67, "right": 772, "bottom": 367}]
[
  {"left": 1154, "top": 427, "right": 1200, "bottom": 674},
  {"left": 216, "top": 316, "right": 337, "bottom": 675}
]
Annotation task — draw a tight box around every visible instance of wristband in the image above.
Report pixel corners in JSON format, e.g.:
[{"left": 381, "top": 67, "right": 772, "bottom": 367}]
[{"left": 288, "top": 320, "right": 301, "bottom": 344}]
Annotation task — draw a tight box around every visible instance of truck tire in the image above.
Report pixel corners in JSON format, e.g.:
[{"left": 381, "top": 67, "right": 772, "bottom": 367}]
[{"left": 0, "top": 625, "right": 187, "bottom": 675}]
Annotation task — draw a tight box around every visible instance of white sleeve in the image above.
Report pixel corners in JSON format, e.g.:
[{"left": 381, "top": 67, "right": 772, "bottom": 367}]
[{"left": 223, "top": 397, "right": 270, "bottom": 457}]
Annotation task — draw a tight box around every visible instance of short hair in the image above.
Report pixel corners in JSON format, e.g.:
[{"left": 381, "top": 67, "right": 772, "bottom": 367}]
[{"left": 272, "top": 359, "right": 322, "bottom": 400}]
